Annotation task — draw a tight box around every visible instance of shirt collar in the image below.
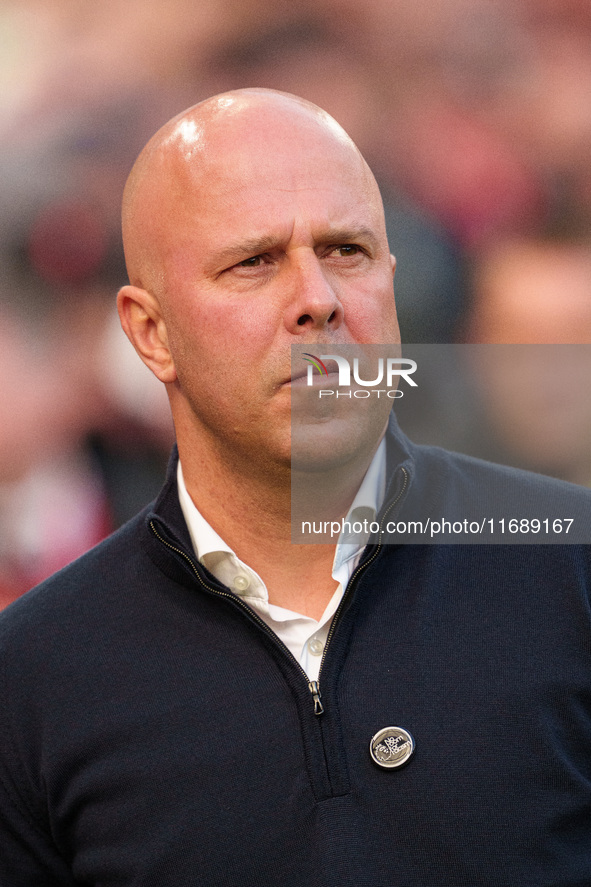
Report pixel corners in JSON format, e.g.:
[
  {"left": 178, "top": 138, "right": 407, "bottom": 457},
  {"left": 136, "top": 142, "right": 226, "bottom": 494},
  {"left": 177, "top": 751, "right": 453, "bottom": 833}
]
[
  {"left": 331, "top": 436, "right": 386, "bottom": 573},
  {"left": 177, "top": 462, "right": 233, "bottom": 563},
  {"left": 177, "top": 436, "right": 387, "bottom": 593}
]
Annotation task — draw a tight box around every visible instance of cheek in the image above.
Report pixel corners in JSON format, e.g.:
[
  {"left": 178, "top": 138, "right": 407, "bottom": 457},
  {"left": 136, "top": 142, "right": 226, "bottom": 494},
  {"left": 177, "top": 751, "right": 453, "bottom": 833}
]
[
  {"left": 344, "top": 278, "right": 399, "bottom": 342},
  {"left": 191, "top": 295, "right": 279, "bottom": 365},
  {"left": 168, "top": 298, "right": 277, "bottom": 398}
]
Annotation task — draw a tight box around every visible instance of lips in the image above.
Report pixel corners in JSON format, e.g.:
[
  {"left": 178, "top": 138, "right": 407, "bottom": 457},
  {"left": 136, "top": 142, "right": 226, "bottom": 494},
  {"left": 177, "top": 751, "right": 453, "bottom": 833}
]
[
  {"left": 286, "top": 358, "right": 341, "bottom": 386},
  {"left": 287, "top": 367, "right": 308, "bottom": 384}
]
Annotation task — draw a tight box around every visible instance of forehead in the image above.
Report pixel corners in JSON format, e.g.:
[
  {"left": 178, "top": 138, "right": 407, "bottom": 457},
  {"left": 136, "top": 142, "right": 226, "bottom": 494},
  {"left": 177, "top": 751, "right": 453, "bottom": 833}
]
[{"left": 163, "top": 111, "right": 383, "bottom": 257}]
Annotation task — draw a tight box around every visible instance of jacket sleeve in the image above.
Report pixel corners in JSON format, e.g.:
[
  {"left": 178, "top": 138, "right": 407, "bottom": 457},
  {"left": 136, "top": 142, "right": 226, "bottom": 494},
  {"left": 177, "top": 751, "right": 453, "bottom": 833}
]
[
  {"left": 0, "top": 635, "right": 77, "bottom": 886},
  {"left": 0, "top": 782, "right": 77, "bottom": 886}
]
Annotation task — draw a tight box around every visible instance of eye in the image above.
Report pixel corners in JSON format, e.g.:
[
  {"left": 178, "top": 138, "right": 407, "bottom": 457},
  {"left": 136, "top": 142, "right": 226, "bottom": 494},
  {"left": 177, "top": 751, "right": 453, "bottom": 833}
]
[
  {"left": 238, "top": 255, "right": 263, "bottom": 267},
  {"left": 330, "top": 244, "right": 361, "bottom": 257},
  {"left": 221, "top": 252, "right": 274, "bottom": 280}
]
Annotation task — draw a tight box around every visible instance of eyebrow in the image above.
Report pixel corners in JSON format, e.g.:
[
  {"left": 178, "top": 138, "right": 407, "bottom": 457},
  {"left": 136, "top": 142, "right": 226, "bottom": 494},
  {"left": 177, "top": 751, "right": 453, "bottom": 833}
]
[
  {"left": 212, "top": 235, "right": 282, "bottom": 268},
  {"left": 321, "top": 226, "right": 380, "bottom": 248},
  {"left": 211, "top": 225, "right": 381, "bottom": 270}
]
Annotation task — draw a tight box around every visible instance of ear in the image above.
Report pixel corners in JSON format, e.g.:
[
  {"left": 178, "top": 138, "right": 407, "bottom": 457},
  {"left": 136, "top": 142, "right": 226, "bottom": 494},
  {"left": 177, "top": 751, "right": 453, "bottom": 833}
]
[
  {"left": 390, "top": 254, "right": 397, "bottom": 278},
  {"left": 117, "top": 285, "right": 177, "bottom": 383}
]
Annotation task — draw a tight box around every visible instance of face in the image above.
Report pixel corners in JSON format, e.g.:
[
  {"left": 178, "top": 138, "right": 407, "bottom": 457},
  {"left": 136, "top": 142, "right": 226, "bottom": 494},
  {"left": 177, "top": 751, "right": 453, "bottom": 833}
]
[{"left": 132, "top": 101, "right": 399, "bottom": 474}]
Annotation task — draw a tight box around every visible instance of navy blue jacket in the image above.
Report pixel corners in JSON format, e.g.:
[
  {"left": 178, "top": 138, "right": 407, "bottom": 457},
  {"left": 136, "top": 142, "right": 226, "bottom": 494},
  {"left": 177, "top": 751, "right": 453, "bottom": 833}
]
[{"left": 1, "top": 424, "right": 591, "bottom": 886}]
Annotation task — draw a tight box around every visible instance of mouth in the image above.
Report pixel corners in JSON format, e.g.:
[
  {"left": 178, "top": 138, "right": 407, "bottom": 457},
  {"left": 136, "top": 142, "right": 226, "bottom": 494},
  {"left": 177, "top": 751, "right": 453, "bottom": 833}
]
[{"left": 284, "top": 358, "right": 341, "bottom": 387}]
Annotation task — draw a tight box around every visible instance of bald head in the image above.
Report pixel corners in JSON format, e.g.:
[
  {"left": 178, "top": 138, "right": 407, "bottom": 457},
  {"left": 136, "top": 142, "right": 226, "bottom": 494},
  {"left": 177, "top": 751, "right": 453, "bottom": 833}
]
[
  {"left": 117, "top": 86, "right": 398, "bottom": 479},
  {"left": 121, "top": 88, "right": 380, "bottom": 298}
]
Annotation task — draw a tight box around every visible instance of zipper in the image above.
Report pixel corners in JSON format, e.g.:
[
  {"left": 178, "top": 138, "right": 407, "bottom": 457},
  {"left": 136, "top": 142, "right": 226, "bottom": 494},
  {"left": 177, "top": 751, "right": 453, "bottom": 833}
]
[
  {"left": 149, "top": 465, "right": 408, "bottom": 719},
  {"left": 149, "top": 519, "right": 319, "bottom": 710},
  {"left": 308, "top": 680, "right": 324, "bottom": 715},
  {"left": 317, "top": 465, "right": 409, "bottom": 677}
]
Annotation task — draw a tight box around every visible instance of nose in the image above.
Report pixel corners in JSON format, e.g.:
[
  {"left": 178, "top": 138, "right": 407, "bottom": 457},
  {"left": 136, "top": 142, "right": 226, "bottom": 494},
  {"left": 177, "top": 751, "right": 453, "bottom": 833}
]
[{"left": 284, "top": 253, "right": 344, "bottom": 335}]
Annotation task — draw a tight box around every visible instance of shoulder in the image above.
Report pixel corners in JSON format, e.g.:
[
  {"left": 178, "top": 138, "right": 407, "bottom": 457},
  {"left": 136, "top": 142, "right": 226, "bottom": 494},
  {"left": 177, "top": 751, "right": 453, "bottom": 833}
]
[
  {"left": 0, "top": 505, "right": 151, "bottom": 649},
  {"left": 395, "top": 438, "right": 591, "bottom": 545},
  {"left": 388, "top": 414, "right": 591, "bottom": 504},
  {"left": 418, "top": 443, "right": 591, "bottom": 503}
]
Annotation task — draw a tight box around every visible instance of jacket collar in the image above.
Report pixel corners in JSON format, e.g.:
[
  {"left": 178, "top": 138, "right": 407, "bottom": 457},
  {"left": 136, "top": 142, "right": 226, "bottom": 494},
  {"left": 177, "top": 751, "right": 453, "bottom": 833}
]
[{"left": 143, "top": 414, "right": 418, "bottom": 581}]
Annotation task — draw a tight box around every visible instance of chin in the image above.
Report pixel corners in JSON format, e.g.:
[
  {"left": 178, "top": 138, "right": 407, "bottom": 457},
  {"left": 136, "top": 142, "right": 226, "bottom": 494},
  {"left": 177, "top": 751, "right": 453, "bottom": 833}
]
[
  {"left": 290, "top": 387, "right": 390, "bottom": 467},
  {"left": 290, "top": 416, "right": 383, "bottom": 474}
]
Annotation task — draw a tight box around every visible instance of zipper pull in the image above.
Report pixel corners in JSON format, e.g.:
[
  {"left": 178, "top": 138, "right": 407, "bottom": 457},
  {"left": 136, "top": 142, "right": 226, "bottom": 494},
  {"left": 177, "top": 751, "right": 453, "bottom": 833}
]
[{"left": 308, "top": 680, "right": 324, "bottom": 715}]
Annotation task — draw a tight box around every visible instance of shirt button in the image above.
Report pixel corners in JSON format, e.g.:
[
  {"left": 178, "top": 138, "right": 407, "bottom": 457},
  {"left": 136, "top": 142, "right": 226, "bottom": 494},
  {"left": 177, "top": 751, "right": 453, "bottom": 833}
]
[
  {"left": 308, "top": 637, "right": 325, "bottom": 656},
  {"left": 232, "top": 574, "right": 251, "bottom": 592}
]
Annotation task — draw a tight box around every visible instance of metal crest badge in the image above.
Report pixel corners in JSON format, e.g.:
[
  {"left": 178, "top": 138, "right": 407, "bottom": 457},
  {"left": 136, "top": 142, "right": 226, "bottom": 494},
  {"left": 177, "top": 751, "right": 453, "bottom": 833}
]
[{"left": 370, "top": 726, "right": 415, "bottom": 769}]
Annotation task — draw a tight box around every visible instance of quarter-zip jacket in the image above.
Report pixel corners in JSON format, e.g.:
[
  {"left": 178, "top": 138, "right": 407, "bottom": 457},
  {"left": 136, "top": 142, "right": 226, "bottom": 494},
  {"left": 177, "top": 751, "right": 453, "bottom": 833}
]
[{"left": 2, "top": 421, "right": 591, "bottom": 886}]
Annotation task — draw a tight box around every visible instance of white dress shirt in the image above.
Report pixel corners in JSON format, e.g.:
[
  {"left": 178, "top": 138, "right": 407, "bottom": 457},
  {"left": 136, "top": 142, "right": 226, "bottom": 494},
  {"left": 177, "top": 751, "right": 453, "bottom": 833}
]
[{"left": 177, "top": 438, "right": 386, "bottom": 681}]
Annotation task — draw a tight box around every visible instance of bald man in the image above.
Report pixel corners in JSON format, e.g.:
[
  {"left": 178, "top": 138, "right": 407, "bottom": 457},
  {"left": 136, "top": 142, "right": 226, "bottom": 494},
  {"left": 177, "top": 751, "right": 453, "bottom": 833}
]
[
  {"left": 117, "top": 88, "right": 399, "bottom": 623},
  {"left": 2, "top": 91, "right": 591, "bottom": 887}
]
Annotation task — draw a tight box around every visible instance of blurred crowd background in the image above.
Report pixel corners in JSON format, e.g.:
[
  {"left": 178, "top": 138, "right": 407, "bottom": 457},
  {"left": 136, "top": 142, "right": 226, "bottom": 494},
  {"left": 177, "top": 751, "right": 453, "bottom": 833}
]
[{"left": 2, "top": 0, "right": 591, "bottom": 606}]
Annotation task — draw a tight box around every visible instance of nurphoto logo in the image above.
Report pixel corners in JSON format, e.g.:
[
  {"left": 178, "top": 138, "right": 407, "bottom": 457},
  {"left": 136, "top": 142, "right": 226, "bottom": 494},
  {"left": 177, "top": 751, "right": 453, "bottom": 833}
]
[{"left": 302, "top": 352, "right": 417, "bottom": 398}]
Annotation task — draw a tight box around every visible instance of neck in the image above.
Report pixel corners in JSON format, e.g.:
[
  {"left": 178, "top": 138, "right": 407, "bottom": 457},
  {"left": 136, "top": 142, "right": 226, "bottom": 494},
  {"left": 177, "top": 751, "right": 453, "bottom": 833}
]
[{"left": 176, "top": 432, "right": 380, "bottom": 619}]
